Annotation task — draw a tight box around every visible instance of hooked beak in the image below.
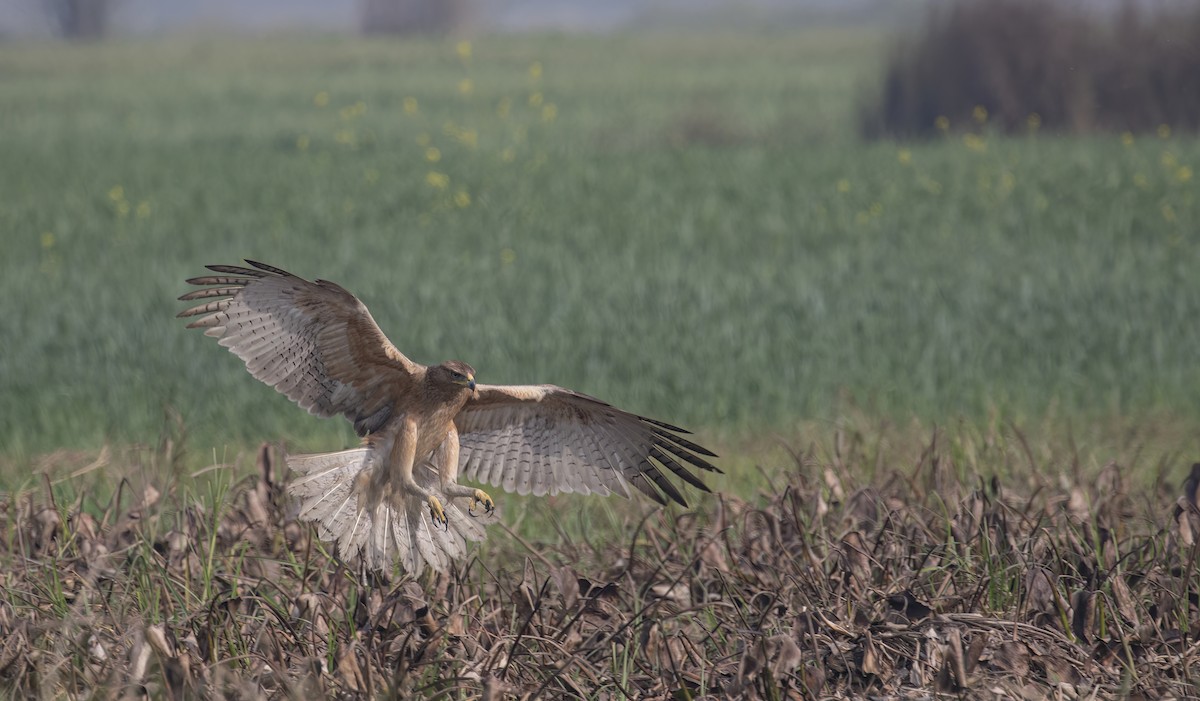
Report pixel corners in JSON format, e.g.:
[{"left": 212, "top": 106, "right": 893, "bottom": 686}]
[{"left": 468, "top": 378, "right": 476, "bottom": 391}]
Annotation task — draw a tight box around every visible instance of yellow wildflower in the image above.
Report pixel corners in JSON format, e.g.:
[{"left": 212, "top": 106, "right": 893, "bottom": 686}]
[
  {"left": 529, "top": 92, "right": 543, "bottom": 108},
  {"left": 836, "top": 179, "right": 850, "bottom": 194},
  {"left": 108, "top": 185, "right": 124, "bottom": 202},
  {"left": 1161, "top": 202, "right": 1176, "bottom": 222},
  {"left": 501, "top": 248, "right": 516, "bottom": 265},
  {"left": 1133, "top": 173, "right": 1148, "bottom": 189},
  {"left": 455, "top": 128, "right": 478, "bottom": 149},
  {"left": 456, "top": 40, "right": 471, "bottom": 62},
  {"left": 426, "top": 171, "right": 449, "bottom": 189},
  {"left": 313, "top": 91, "right": 329, "bottom": 108},
  {"left": 458, "top": 78, "right": 474, "bottom": 96},
  {"left": 403, "top": 97, "right": 419, "bottom": 115},
  {"left": 897, "top": 148, "right": 912, "bottom": 165},
  {"left": 1177, "top": 166, "right": 1193, "bottom": 183},
  {"left": 296, "top": 135, "right": 310, "bottom": 151},
  {"left": 496, "top": 97, "right": 512, "bottom": 118},
  {"left": 1157, "top": 124, "right": 1171, "bottom": 139},
  {"left": 962, "top": 133, "right": 986, "bottom": 153},
  {"left": 425, "top": 147, "right": 441, "bottom": 163},
  {"left": 116, "top": 200, "right": 130, "bottom": 218},
  {"left": 364, "top": 168, "right": 380, "bottom": 184},
  {"left": 541, "top": 103, "right": 557, "bottom": 123},
  {"left": 934, "top": 115, "right": 950, "bottom": 132},
  {"left": 972, "top": 105, "right": 988, "bottom": 123},
  {"left": 500, "top": 147, "right": 516, "bottom": 163},
  {"left": 869, "top": 202, "right": 883, "bottom": 217},
  {"left": 135, "top": 201, "right": 151, "bottom": 219},
  {"left": 529, "top": 61, "right": 542, "bottom": 80},
  {"left": 454, "top": 189, "right": 471, "bottom": 208},
  {"left": 1026, "top": 113, "right": 1041, "bottom": 132},
  {"left": 1120, "top": 132, "right": 1134, "bottom": 147},
  {"left": 40, "top": 232, "right": 55, "bottom": 248}
]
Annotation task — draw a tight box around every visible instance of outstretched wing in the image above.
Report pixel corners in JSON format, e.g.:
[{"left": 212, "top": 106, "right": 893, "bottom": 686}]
[
  {"left": 455, "top": 384, "right": 720, "bottom": 506},
  {"left": 178, "top": 260, "right": 418, "bottom": 436}
]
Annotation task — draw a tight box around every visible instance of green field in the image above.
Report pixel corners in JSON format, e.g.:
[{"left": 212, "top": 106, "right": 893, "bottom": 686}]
[
  {"left": 2, "top": 31, "right": 1199, "bottom": 475},
  {"left": 4, "top": 30, "right": 1200, "bottom": 699}
]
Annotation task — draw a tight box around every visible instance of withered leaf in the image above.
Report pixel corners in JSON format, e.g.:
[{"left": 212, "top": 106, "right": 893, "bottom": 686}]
[
  {"left": 766, "top": 634, "right": 803, "bottom": 677},
  {"left": 1024, "top": 567, "right": 1061, "bottom": 621},
  {"left": 1070, "top": 589, "right": 1096, "bottom": 644},
  {"left": 991, "top": 641, "right": 1031, "bottom": 677},
  {"left": 336, "top": 645, "right": 364, "bottom": 692}
]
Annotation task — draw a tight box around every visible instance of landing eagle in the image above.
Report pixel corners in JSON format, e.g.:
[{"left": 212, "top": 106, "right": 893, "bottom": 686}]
[{"left": 179, "top": 261, "right": 718, "bottom": 573}]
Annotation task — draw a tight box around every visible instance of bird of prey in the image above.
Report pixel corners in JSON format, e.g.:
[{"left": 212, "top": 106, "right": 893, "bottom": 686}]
[{"left": 178, "top": 260, "right": 719, "bottom": 573}]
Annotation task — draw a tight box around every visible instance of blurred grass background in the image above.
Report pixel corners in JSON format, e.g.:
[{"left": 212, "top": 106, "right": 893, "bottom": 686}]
[{"left": 1, "top": 30, "right": 1198, "bottom": 476}]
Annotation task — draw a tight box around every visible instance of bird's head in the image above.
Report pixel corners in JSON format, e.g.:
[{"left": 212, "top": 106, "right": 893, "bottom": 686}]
[{"left": 433, "top": 360, "right": 476, "bottom": 392}]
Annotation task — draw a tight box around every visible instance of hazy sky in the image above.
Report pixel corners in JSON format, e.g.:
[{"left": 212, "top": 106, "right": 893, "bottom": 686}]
[{"left": 1, "top": 0, "right": 894, "bottom": 37}]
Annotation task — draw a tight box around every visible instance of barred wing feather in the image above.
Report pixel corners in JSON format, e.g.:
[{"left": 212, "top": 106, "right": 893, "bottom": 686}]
[
  {"left": 455, "top": 384, "right": 720, "bottom": 506},
  {"left": 178, "top": 260, "right": 416, "bottom": 436}
]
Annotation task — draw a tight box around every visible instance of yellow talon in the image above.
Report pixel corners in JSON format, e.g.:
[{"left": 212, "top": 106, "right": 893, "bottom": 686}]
[
  {"left": 428, "top": 495, "right": 447, "bottom": 529},
  {"left": 470, "top": 489, "right": 495, "bottom": 516}
]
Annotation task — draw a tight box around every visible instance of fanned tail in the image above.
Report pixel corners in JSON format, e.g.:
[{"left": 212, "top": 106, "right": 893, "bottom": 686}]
[{"left": 287, "top": 448, "right": 487, "bottom": 573}]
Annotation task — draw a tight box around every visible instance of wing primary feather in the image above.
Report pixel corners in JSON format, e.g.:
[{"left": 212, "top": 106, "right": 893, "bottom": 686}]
[
  {"left": 641, "top": 457, "right": 687, "bottom": 505},
  {"left": 651, "top": 427, "right": 719, "bottom": 459},
  {"left": 245, "top": 259, "right": 295, "bottom": 276},
  {"left": 185, "top": 275, "right": 254, "bottom": 286},
  {"left": 591, "top": 419, "right": 678, "bottom": 503},
  {"left": 627, "top": 470, "right": 670, "bottom": 506},
  {"left": 177, "top": 286, "right": 243, "bottom": 301},
  {"left": 649, "top": 445, "right": 712, "bottom": 492},
  {"left": 177, "top": 300, "right": 230, "bottom": 318},
  {"left": 186, "top": 315, "right": 224, "bottom": 330},
  {"left": 653, "top": 436, "right": 723, "bottom": 474},
  {"left": 637, "top": 416, "right": 692, "bottom": 434},
  {"left": 204, "top": 264, "right": 269, "bottom": 277},
  {"left": 594, "top": 419, "right": 690, "bottom": 506}
]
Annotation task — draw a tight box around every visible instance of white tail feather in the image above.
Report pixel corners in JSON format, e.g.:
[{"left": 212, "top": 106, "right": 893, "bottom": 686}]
[{"left": 286, "top": 448, "right": 487, "bottom": 573}]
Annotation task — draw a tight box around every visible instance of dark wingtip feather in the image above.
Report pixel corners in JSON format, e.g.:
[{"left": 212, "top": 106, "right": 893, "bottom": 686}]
[
  {"left": 204, "top": 264, "right": 265, "bottom": 277},
  {"left": 245, "top": 259, "right": 293, "bottom": 276},
  {"left": 630, "top": 472, "right": 670, "bottom": 506},
  {"left": 651, "top": 428, "right": 719, "bottom": 459},
  {"left": 639, "top": 416, "right": 692, "bottom": 434},
  {"left": 649, "top": 446, "right": 711, "bottom": 493},
  {"left": 641, "top": 460, "right": 687, "bottom": 507},
  {"left": 655, "top": 438, "right": 722, "bottom": 475}
]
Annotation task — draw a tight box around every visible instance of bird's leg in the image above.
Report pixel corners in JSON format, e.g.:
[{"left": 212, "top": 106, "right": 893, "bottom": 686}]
[
  {"left": 436, "top": 428, "right": 495, "bottom": 516},
  {"left": 392, "top": 419, "right": 448, "bottom": 529}
]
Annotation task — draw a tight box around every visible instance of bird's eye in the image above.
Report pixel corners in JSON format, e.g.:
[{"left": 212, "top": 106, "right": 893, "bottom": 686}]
[{"left": 451, "top": 371, "right": 463, "bottom": 380}]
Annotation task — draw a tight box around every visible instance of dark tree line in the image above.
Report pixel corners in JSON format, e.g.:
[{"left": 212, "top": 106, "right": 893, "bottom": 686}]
[
  {"left": 40, "top": 0, "right": 469, "bottom": 39},
  {"left": 46, "top": 0, "right": 114, "bottom": 39},
  {"left": 360, "top": 0, "right": 470, "bottom": 34}
]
